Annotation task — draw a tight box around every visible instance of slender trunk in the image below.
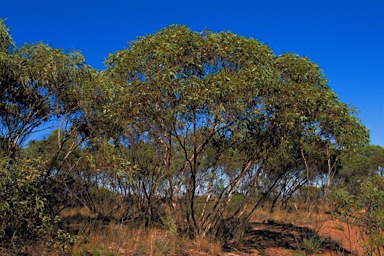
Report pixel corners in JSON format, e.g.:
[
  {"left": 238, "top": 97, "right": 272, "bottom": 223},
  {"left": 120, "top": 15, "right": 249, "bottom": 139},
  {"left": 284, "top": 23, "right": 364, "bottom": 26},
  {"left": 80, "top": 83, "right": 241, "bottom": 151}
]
[
  {"left": 326, "top": 145, "right": 339, "bottom": 188},
  {"left": 327, "top": 146, "right": 332, "bottom": 187},
  {"left": 190, "top": 109, "right": 199, "bottom": 234},
  {"left": 301, "top": 148, "right": 311, "bottom": 204}
]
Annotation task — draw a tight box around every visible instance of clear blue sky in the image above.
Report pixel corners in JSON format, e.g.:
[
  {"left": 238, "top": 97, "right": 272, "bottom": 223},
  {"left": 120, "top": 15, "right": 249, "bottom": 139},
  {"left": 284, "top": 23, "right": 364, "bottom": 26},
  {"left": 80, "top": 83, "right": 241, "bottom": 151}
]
[{"left": 1, "top": 0, "right": 384, "bottom": 146}]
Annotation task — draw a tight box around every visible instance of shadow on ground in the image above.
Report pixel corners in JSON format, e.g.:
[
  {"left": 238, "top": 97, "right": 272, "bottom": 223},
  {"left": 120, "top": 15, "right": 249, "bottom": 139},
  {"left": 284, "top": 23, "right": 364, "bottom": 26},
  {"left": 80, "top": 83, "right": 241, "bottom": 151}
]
[{"left": 233, "top": 220, "right": 352, "bottom": 255}]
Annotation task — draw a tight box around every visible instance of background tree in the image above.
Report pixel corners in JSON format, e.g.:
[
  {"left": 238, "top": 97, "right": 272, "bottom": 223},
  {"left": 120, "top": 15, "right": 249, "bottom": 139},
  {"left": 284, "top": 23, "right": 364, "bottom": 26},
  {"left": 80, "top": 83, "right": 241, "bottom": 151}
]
[{"left": 339, "top": 145, "right": 384, "bottom": 190}]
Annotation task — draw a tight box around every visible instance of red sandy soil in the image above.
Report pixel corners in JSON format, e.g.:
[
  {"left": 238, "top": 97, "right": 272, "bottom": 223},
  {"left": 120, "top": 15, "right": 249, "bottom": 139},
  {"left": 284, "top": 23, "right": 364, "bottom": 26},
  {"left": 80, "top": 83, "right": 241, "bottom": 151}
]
[{"left": 222, "top": 217, "right": 365, "bottom": 255}]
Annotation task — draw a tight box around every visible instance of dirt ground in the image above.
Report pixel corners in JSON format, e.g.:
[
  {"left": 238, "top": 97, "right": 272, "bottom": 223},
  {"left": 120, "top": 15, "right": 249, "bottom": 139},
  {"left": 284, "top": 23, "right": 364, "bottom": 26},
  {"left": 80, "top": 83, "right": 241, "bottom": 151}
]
[
  {"left": 224, "top": 217, "right": 364, "bottom": 255},
  {"left": 61, "top": 207, "right": 370, "bottom": 255}
]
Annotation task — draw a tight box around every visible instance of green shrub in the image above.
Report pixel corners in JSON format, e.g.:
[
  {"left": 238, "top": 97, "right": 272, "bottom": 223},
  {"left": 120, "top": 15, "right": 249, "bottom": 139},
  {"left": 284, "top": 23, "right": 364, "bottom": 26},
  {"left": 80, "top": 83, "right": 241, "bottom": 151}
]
[
  {"left": 330, "top": 175, "right": 384, "bottom": 256},
  {"left": 0, "top": 157, "right": 75, "bottom": 253}
]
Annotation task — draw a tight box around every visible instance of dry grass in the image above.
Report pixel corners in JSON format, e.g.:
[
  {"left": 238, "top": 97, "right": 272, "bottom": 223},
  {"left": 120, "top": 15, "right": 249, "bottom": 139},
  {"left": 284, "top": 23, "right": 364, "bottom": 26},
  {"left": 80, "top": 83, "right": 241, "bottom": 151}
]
[
  {"left": 65, "top": 203, "right": 354, "bottom": 256},
  {"left": 70, "top": 218, "right": 223, "bottom": 256},
  {"left": 61, "top": 207, "right": 96, "bottom": 218},
  {"left": 66, "top": 204, "right": 324, "bottom": 255}
]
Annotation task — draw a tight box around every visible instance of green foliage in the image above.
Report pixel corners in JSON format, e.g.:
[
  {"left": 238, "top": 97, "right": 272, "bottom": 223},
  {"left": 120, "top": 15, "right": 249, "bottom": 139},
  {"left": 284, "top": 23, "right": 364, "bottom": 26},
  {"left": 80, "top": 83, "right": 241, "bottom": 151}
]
[
  {"left": 0, "top": 18, "right": 88, "bottom": 159},
  {"left": 0, "top": 18, "right": 14, "bottom": 53},
  {"left": 331, "top": 175, "right": 384, "bottom": 255},
  {"left": 340, "top": 145, "right": 384, "bottom": 186},
  {"left": 0, "top": 157, "right": 75, "bottom": 252},
  {"left": 358, "top": 176, "right": 384, "bottom": 255},
  {"left": 302, "top": 236, "right": 323, "bottom": 254}
]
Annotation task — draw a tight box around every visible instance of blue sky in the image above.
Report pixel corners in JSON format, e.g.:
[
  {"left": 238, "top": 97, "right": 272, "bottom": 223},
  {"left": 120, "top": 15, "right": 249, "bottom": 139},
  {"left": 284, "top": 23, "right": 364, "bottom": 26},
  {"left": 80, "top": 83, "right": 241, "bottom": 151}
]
[{"left": 1, "top": 0, "right": 384, "bottom": 146}]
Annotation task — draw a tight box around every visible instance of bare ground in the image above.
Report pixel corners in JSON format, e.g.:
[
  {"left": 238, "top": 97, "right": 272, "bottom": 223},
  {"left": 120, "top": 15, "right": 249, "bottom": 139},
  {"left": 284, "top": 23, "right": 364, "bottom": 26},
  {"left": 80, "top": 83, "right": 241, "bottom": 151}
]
[{"left": 223, "top": 217, "right": 363, "bottom": 256}]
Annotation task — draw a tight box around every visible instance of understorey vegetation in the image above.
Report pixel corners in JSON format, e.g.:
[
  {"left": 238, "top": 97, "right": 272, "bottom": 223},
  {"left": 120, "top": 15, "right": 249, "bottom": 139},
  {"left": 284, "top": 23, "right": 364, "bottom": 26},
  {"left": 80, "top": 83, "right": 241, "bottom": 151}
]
[{"left": 1, "top": 18, "right": 383, "bottom": 255}]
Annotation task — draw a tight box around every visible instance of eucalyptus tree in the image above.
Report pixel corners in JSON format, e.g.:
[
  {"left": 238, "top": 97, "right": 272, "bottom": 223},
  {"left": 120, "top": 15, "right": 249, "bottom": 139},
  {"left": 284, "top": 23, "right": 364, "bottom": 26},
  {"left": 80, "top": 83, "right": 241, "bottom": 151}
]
[
  {"left": 104, "top": 25, "right": 278, "bottom": 233},
  {"left": 273, "top": 53, "right": 369, "bottom": 188},
  {"left": 0, "top": 18, "right": 93, "bottom": 250},
  {"left": 98, "top": 25, "right": 368, "bottom": 239},
  {"left": 0, "top": 19, "right": 89, "bottom": 160}
]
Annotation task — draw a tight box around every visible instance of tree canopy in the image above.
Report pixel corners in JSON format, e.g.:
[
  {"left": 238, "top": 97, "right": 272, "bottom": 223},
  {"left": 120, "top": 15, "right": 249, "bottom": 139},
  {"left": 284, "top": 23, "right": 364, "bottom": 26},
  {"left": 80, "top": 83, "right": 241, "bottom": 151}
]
[{"left": 99, "top": 25, "right": 369, "bottom": 235}]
